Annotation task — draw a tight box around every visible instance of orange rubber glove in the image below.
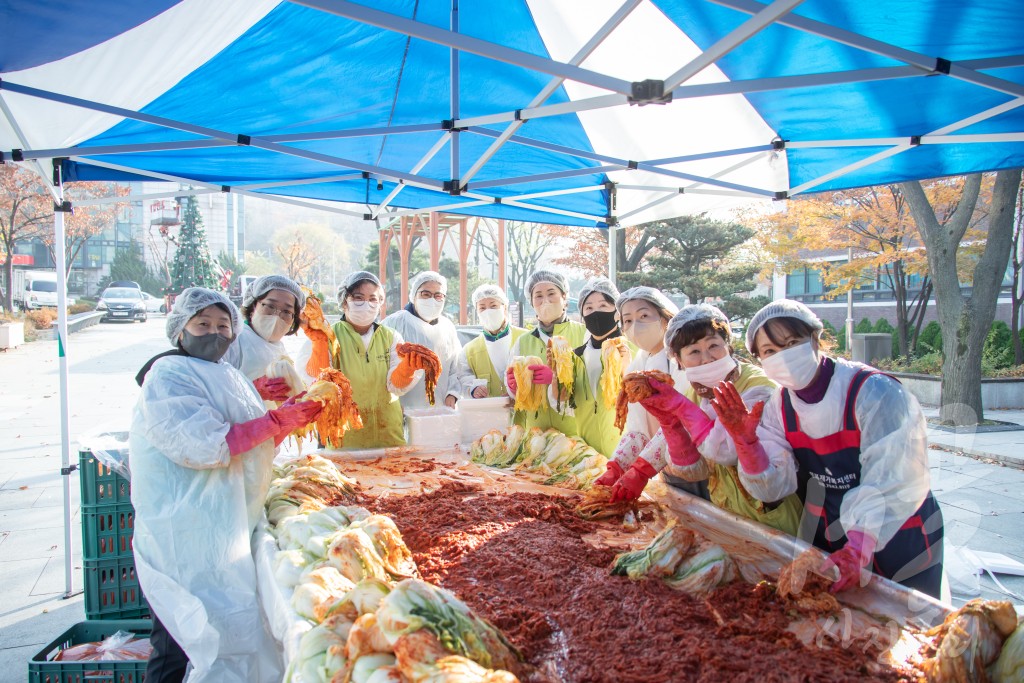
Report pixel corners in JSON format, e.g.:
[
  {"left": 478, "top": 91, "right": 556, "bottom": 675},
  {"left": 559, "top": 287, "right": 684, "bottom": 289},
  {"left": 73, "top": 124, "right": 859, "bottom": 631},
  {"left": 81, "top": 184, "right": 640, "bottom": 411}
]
[{"left": 391, "top": 355, "right": 418, "bottom": 389}]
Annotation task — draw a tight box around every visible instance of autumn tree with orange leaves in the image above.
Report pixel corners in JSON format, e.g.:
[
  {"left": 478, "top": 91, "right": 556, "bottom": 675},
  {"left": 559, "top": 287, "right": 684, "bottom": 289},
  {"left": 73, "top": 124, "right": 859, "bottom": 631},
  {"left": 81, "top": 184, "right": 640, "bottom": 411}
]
[
  {"left": 548, "top": 223, "right": 658, "bottom": 279},
  {"left": 747, "top": 184, "right": 966, "bottom": 357},
  {"left": 41, "top": 182, "right": 129, "bottom": 278},
  {"left": 0, "top": 165, "right": 50, "bottom": 311}
]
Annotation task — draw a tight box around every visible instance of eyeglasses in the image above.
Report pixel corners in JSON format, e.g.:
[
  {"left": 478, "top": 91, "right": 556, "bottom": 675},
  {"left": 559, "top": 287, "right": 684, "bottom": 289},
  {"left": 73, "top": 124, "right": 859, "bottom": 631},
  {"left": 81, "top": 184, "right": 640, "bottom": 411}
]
[
  {"left": 417, "top": 291, "right": 446, "bottom": 302},
  {"left": 258, "top": 300, "right": 295, "bottom": 321},
  {"left": 348, "top": 295, "right": 383, "bottom": 305}
]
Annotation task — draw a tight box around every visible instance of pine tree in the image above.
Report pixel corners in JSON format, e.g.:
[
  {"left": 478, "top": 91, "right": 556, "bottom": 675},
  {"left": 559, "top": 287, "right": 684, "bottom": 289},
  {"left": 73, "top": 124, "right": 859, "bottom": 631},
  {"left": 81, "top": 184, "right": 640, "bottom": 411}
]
[{"left": 167, "top": 195, "right": 217, "bottom": 294}]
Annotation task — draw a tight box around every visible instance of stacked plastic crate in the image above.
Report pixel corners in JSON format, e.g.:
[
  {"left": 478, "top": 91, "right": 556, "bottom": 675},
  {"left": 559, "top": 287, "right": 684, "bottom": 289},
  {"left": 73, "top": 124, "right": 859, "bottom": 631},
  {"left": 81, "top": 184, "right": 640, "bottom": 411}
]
[{"left": 28, "top": 448, "right": 152, "bottom": 683}]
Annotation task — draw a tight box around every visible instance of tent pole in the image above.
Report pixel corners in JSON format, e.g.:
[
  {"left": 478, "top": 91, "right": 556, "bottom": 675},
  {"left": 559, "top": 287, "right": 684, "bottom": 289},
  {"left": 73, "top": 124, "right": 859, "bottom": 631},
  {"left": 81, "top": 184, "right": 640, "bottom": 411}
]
[
  {"left": 608, "top": 183, "right": 618, "bottom": 287},
  {"left": 52, "top": 161, "right": 76, "bottom": 599},
  {"left": 498, "top": 219, "right": 506, "bottom": 293}
]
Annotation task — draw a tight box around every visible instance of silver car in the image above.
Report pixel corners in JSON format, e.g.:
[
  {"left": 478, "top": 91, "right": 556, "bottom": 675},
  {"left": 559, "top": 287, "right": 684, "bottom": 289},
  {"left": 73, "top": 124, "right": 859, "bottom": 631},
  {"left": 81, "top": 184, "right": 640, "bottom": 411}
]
[{"left": 97, "top": 287, "right": 148, "bottom": 323}]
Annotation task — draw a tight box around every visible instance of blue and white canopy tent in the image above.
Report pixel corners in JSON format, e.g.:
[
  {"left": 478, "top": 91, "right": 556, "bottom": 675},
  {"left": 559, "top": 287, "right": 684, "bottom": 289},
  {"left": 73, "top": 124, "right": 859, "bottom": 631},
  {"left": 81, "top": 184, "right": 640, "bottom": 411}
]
[{"left": 2, "top": 0, "right": 1023, "bottom": 598}]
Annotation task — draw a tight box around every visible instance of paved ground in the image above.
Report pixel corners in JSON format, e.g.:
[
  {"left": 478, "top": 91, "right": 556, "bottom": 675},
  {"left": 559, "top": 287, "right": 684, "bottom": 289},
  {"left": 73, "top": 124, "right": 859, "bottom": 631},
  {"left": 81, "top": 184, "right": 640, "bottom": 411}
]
[{"left": 2, "top": 320, "right": 1023, "bottom": 676}]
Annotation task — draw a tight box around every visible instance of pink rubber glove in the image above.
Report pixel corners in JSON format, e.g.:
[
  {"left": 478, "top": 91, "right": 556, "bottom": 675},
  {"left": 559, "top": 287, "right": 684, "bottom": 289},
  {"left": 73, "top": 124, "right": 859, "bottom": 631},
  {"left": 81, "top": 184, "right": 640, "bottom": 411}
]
[
  {"left": 225, "top": 394, "right": 322, "bottom": 456},
  {"left": 253, "top": 376, "right": 291, "bottom": 402},
  {"left": 710, "top": 382, "right": 769, "bottom": 474},
  {"left": 505, "top": 366, "right": 518, "bottom": 394},
  {"left": 661, "top": 426, "right": 701, "bottom": 467},
  {"left": 821, "top": 530, "right": 877, "bottom": 593},
  {"left": 641, "top": 378, "right": 714, "bottom": 443},
  {"left": 593, "top": 460, "right": 625, "bottom": 488},
  {"left": 610, "top": 459, "right": 658, "bottom": 503},
  {"left": 529, "top": 364, "right": 554, "bottom": 385},
  {"left": 272, "top": 393, "right": 323, "bottom": 434}
]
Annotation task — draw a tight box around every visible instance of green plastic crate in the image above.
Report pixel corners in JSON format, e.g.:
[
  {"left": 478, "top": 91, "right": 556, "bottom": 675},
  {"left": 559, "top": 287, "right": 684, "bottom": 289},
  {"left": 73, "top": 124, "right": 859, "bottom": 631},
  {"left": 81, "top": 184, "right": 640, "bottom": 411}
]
[
  {"left": 84, "top": 556, "right": 150, "bottom": 620},
  {"left": 28, "top": 619, "right": 152, "bottom": 683},
  {"left": 81, "top": 503, "right": 136, "bottom": 561},
  {"left": 79, "top": 450, "right": 132, "bottom": 507}
]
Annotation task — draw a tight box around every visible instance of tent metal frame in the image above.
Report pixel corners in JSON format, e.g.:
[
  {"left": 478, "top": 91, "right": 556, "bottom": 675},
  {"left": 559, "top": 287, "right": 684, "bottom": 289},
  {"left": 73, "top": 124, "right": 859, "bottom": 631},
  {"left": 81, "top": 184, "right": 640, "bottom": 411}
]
[{"left": 4, "top": 0, "right": 1024, "bottom": 598}]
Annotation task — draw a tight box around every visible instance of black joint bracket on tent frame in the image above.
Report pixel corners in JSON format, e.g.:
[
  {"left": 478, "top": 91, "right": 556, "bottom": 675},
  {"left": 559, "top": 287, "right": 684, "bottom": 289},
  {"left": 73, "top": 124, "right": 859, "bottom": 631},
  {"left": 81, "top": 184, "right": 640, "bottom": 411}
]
[
  {"left": 60, "top": 464, "right": 78, "bottom": 476},
  {"left": 221, "top": 185, "right": 231, "bottom": 193},
  {"left": 236, "top": 134, "right": 251, "bottom": 146},
  {"left": 363, "top": 213, "right": 373, "bottom": 220},
  {"left": 603, "top": 181, "right": 616, "bottom": 192},
  {"left": 627, "top": 160, "right": 639, "bottom": 170},
  {"left": 444, "top": 179, "right": 461, "bottom": 195},
  {"left": 772, "top": 138, "right": 786, "bottom": 151},
  {"left": 441, "top": 119, "right": 466, "bottom": 132},
  {"left": 629, "top": 79, "right": 672, "bottom": 106},
  {"left": 773, "top": 191, "right": 789, "bottom": 201},
  {"left": 909, "top": 136, "right": 922, "bottom": 146},
  {"left": 605, "top": 215, "right": 619, "bottom": 226},
  {"left": 11, "top": 149, "right": 24, "bottom": 162},
  {"left": 933, "top": 58, "right": 952, "bottom": 75},
  {"left": 53, "top": 200, "right": 73, "bottom": 213},
  {"left": 678, "top": 187, "right": 685, "bottom": 194},
  {"left": 493, "top": 197, "right": 502, "bottom": 204},
  {"left": 513, "top": 109, "right": 523, "bottom": 121}
]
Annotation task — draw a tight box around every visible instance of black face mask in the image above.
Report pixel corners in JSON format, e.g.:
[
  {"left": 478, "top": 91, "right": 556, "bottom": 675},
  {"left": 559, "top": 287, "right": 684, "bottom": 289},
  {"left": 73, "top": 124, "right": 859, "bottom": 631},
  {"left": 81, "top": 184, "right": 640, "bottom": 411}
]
[
  {"left": 584, "top": 309, "right": 618, "bottom": 338},
  {"left": 180, "top": 330, "right": 234, "bottom": 363}
]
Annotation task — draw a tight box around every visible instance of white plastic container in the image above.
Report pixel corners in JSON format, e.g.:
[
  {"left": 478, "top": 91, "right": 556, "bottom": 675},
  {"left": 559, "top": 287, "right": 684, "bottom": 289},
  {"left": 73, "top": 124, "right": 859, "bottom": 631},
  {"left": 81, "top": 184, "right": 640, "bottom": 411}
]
[
  {"left": 458, "top": 396, "right": 512, "bottom": 444},
  {"left": 405, "top": 407, "right": 461, "bottom": 448}
]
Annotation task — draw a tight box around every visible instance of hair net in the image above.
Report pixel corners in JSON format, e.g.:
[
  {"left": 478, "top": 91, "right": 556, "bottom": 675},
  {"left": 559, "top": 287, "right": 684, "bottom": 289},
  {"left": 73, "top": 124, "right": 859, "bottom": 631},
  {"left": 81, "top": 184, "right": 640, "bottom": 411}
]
[
  {"left": 525, "top": 269, "right": 569, "bottom": 297},
  {"left": 242, "top": 274, "right": 306, "bottom": 310},
  {"left": 745, "top": 298, "right": 823, "bottom": 354},
  {"left": 665, "top": 304, "right": 730, "bottom": 348},
  {"left": 472, "top": 283, "right": 508, "bottom": 306},
  {"left": 616, "top": 286, "right": 679, "bottom": 320},
  {"left": 166, "top": 287, "right": 241, "bottom": 344},
  {"left": 577, "top": 276, "right": 620, "bottom": 309},
  {"left": 409, "top": 270, "right": 447, "bottom": 298},
  {"left": 338, "top": 270, "right": 382, "bottom": 301}
]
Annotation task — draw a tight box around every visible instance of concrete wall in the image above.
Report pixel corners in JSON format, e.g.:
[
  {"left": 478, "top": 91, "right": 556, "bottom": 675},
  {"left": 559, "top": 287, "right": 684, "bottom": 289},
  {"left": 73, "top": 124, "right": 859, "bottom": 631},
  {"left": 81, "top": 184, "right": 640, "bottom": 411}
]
[{"left": 890, "top": 372, "right": 1024, "bottom": 409}]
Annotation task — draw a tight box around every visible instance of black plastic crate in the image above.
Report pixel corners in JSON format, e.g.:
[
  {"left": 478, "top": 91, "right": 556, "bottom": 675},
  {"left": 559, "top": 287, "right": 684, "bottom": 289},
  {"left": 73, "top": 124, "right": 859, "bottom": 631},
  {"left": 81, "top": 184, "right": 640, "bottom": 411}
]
[
  {"left": 28, "top": 619, "right": 152, "bottom": 683},
  {"left": 83, "top": 557, "right": 150, "bottom": 621},
  {"left": 79, "top": 450, "right": 132, "bottom": 507},
  {"left": 81, "top": 503, "right": 136, "bottom": 561}
]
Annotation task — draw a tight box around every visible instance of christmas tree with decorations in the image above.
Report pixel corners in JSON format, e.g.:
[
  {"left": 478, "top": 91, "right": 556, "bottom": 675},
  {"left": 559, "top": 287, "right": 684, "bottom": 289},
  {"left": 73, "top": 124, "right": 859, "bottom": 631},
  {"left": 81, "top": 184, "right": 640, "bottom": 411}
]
[{"left": 167, "top": 194, "right": 217, "bottom": 294}]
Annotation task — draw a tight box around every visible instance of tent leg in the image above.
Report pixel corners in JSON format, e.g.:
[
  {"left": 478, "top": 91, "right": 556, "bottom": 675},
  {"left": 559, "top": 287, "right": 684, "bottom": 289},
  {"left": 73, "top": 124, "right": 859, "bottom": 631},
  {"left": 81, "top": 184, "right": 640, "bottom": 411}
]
[
  {"left": 498, "top": 219, "right": 506, "bottom": 292},
  {"left": 53, "top": 162, "right": 77, "bottom": 599}
]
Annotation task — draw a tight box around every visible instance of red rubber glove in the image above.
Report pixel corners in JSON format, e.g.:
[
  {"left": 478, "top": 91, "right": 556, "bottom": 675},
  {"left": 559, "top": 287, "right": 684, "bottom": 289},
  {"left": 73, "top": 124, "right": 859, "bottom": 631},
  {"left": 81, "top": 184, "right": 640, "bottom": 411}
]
[
  {"left": 529, "top": 364, "right": 554, "bottom": 385},
  {"left": 641, "top": 378, "right": 714, "bottom": 443},
  {"left": 821, "top": 530, "right": 877, "bottom": 593},
  {"left": 225, "top": 394, "right": 322, "bottom": 456},
  {"left": 610, "top": 458, "right": 658, "bottom": 503},
  {"left": 505, "top": 366, "right": 518, "bottom": 394},
  {"left": 710, "top": 382, "right": 769, "bottom": 474},
  {"left": 253, "top": 376, "right": 291, "bottom": 402},
  {"left": 593, "top": 460, "right": 624, "bottom": 487}
]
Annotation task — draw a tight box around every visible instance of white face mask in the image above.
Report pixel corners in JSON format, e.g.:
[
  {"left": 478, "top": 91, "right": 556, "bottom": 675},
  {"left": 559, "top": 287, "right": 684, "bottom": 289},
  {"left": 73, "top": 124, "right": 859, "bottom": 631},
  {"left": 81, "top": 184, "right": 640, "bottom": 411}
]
[
  {"left": 684, "top": 353, "right": 737, "bottom": 387},
  {"left": 478, "top": 308, "right": 506, "bottom": 333},
  {"left": 345, "top": 301, "right": 379, "bottom": 327},
  {"left": 626, "top": 320, "right": 665, "bottom": 353},
  {"left": 251, "top": 311, "right": 290, "bottom": 342},
  {"left": 759, "top": 341, "right": 820, "bottom": 390},
  {"left": 535, "top": 301, "right": 564, "bottom": 325},
  {"left": 414, "top": 297, "right": 445, "bottom": 322}
]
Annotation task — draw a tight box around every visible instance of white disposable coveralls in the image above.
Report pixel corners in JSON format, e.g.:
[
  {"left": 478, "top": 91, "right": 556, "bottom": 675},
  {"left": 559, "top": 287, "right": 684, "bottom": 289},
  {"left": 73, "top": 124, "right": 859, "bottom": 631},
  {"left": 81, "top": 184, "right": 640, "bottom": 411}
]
[
  {"left": 381, "top": 308, "right": 461, "bottom": 408},
  {"left": 222, "top": 323, "right": 289, "bottom": 381},
  {"left": 130, "top": 355, "right": 282, "bottom": 682}
]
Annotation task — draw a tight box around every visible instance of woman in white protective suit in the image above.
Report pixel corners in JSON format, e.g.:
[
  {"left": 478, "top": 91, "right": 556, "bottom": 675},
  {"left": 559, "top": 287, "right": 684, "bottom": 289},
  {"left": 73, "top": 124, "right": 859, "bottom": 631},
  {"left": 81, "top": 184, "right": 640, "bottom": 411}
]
[
  {"left": 130, "top": 288, "right": 322, "bottom": 683},
  {"left": 222, "top": 274, "right": 306, "bottom": 402},
  {"left": 718, "top": 299, "right": 944, "bottom": 598},
  {"left": 381, "top": 270, "right": 462, "bottom": 409}
]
